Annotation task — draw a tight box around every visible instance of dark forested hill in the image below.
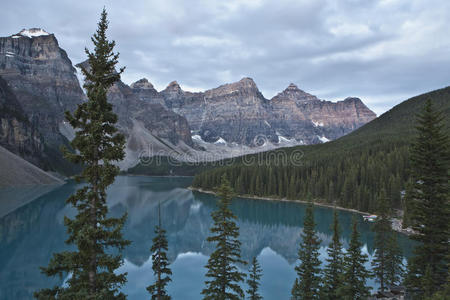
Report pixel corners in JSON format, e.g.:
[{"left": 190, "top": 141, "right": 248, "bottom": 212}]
[{"left": 191, "top": 86, "right": 450, "bottom": 213}]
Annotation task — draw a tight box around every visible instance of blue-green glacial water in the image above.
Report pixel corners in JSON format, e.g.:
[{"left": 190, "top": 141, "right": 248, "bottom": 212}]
[{"left": 0, "top": 176, "right": 414, "bottom": 299}]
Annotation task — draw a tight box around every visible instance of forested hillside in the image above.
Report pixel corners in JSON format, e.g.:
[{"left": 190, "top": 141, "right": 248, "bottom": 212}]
[{"left": 192, "top": 86, "right": 450, "bottom": 213}]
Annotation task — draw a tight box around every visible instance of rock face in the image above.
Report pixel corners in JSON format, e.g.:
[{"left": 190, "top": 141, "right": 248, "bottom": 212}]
[
  {"left": 160, "top": 78, "right": 278, "bottom": 145},
  {"left": 107, "top": 78, "right": 193, "bottom": 147},
  {"left": 78, "top": 60, "right": 194, "bottom": 169},
  {"left": 0, "top": 76, "right": 43, "bottom": 166},
  {"left": 269, "top": 83, "right": 376, "bottom": 143},
  {"left": 0, "top": 29, "right": 83, "bottom": 148},
  {"left": 111, "top": 80, "right": 195, "bottom": 169},
  {"left": 156, "top": 78, "right": 376, "bottom": 146},
  {"left": 0, "top": 30, "right": 194, "bottom": 173},
  {"left": 160, "top": 81, "right": 206, "bottom": 130},
  {"left": 130, "top": 78, "right": 166, "bottom": 107},
  {"left": 201, "top": 78, "right": 277, "bottom": 145}
]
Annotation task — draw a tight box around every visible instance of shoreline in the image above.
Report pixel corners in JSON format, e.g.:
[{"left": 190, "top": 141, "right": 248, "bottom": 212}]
[
  {"left": 124, "top": 174, "right": 195, "bottom": 178},
  {"left": 189, "top": 186, "right": 415, "bottom": 236}
]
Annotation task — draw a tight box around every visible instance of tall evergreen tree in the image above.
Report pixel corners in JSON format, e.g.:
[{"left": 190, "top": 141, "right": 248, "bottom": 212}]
[
  {"left": 34, "top": 9, "right": 129, "bottom": 299},
  {"left": 320, "top": 209, "right": 345, "bottom": 299},
  {"left": 147, "top": 203, "right": 172, "bottom": 300},
  {"left": 246, "top": 256, "right": 263, "bottom": 300},
  {"left": 291, "top": 202, "right": 322, "bottom": 300},
  {"left": 202, "top": 175, "right": 246, "bottom": 300},
  {"left": 371, "top": 189, "right": 392, "bottom": 291},
  {"left": 385, "top": 232, "right": 404, "bottom": 287},
  {"left": 338, "top": 217, "right": 371, "bottom": 299},
  {"left": 405, "top": 99, "right": 450, "bottom": 296}
]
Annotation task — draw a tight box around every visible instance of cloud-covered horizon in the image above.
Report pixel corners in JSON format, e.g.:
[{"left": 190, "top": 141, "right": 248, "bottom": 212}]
[{"left": 1, "top": 0, "right": 450, "bottom": 115}]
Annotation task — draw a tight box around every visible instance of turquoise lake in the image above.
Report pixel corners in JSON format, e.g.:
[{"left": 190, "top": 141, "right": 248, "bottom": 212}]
[{"left": 0, "top": 176, "right": 415, "bottom": 299}]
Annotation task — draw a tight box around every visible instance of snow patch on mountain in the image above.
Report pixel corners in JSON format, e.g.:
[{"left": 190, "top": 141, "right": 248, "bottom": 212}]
[
  {"left": 278, "top": 135, "right": 294, "bottom": 143},
  {"left": 19, "top": 28, "right": 50, "bottom": 38},
  {"left": 312, "top": 120, "right": 324, "bottom": 127},
  {"left": 214, "top": 137, "right": 227, "bottom": 145},
  {"left": 75, "top": 67, "right": 86, "bottom": 93},
  {"left": 318, "top": 136, "right": 330, "bottom": 143},
  {"left": 192, "top": 135, "right": 203, "bottom": 142}
]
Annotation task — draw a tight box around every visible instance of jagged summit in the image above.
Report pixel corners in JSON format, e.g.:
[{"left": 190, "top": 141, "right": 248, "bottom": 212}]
[
  {"left": 282, "top": 83, "right": 306, "bottom": 93},
  {"left": 131, "top": 78, "right": 155, "bottom": 90},
  {"left": 343, "top": 96, "right": 362, "bottom": 102},
  {"left": 286, "top": 83, "right": 300, "bottom": 90},
  {"left": 14, "top": 28, "right": 50, "bottom": 38},
  {"left": 165, "top": 80, "right": 182, "bottom": 91},
  {"left": 271, "top": 83, "right": 319, "bottom": 102},
  {"left": 239, "top": 77, "right": 256, "bottom": 84},
  {"left": 237, "top": 77, "right": 258, "bottom": 89},
  {"left": 205, "top": 77, "right": 261, "bottom": 99}
]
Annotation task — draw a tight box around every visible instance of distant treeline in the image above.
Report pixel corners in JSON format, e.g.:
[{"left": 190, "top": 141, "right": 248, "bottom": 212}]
[{"left": 192, "top": 141, "right": 408, "bottom": 213}]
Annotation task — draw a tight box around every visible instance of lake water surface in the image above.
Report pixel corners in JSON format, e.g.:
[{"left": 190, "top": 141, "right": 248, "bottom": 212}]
[{"left": 0, "top": 176, "right": 414, "bottom": 299}]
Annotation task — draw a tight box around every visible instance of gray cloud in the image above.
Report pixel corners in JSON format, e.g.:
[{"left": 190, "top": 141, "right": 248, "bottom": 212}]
[{"left": 1, "top": 0, "right": 449, "bottom": 115}]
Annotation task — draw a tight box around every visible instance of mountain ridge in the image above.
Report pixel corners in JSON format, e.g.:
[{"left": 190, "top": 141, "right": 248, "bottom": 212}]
[{"left": 0, "top": 28, "right": 376, "bottom": 177}]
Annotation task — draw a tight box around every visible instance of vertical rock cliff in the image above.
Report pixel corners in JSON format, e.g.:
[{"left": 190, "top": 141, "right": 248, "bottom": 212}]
[
  {"left": 0, "top": 76, "right": 43, "bottom": 166},
  {"left": 0, "top": 29, "right": 84, "bottom": 174},
  {"left": 0, "top": 29, "right": 84, "bottom": 147}
]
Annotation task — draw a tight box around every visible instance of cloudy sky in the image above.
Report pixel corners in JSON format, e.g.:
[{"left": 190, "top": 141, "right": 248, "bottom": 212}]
[{"left": 1, "top": 0, "right": 449, "bottom": 115}]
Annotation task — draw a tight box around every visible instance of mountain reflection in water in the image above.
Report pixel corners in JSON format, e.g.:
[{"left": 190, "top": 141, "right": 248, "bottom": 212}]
[{"left": 0, "top": 176, "right": 414, "bottom": 300}]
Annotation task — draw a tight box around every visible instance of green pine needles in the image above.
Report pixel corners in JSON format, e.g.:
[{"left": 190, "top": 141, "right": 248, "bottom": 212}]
[
  {"left": 338, "top": 217, "right": 372, "bottom": 299},
  {"left": 34, "top": 9, "right": 129, "bottom": 299},
  {"left": 320, "top": 209, "right": 345, "bottom": 300},
  {"left": 385, "top": 232, "right": 404, "bottom": 287},
  {"left": 371, "top": 189, "right": 404, "bottom": 291},
  {"left": 247, "top": 257, "right": 263, "bottom": 300},
  {"left": 202, "top": 175, "right": 246, "bottom": 300},
  {"left": 405, "top": 99, "right": 450, "bottom": 297},
  {"left": 147, "top": 203, "right": 172, "bottom": 300},
  {"left": 371, "top": 189, "right": 392, "bottom": 291},
  {"left": 291, "top": 202, "right": 322, "bottom": 300}
]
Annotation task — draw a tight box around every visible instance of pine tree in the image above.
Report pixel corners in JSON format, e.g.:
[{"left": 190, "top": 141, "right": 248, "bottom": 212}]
[
  {"left": 246, "top": 256, "right": 263, "bottom": 300},
  {"left": 147, "top": 203, "right": 172, "bottom": 300},
  {"left": 371, "top": 189, "right": 391, "bottom": 291},
  {"left": 338, "top": 216, "right": 371, "bottom": 299},
  {"left": 291, "top": 279, "right": 301, "bottom": 300},
  {"left": 320, "top": 209, "right": 345, "bottom": 299},
  {"left": 405, "top": 100, "right": 450, "bottom": 296},
  {"left": 291, "top": 202, "right": 322, "bottom": 300},
  {"left": 401, "top": 180, "right": 414, "bottom": 229},
  {"left": 34, "top": 9, "right": 129, "bottom": 299},
  {"left": 202, "top": 175, "right": 246, "bottom": 299},
  {"left": 385, "top": 232, "right": 404, "bottom": 287}
]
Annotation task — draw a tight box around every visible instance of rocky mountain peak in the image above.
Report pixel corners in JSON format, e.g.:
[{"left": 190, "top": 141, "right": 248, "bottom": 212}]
[
  {"left": 131, "top": 78, "right": 155, "bottom": 90},
  {"left": 238, "top": 77, "right": 257, "bottom": 87},
  {"left": 343, "top": 97, "right": 361, "bottom": 102},
  {"left": 206, "top": 77, "right": 261, "bottom": 98},
  {"left": 15, "top": 28, "right": 51, "bottom": 38},
  {"left": 286, "top": 83, "right": 300, "bottom": 91},
  {"left": 271, "top": 83, "right": 319, "bottom": 103},
  {"left": 166, "top": 81, "right": 182, "bottom": 91},
  {"left": 341, "top": 97, "right": 377, "bottom": 117}
]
